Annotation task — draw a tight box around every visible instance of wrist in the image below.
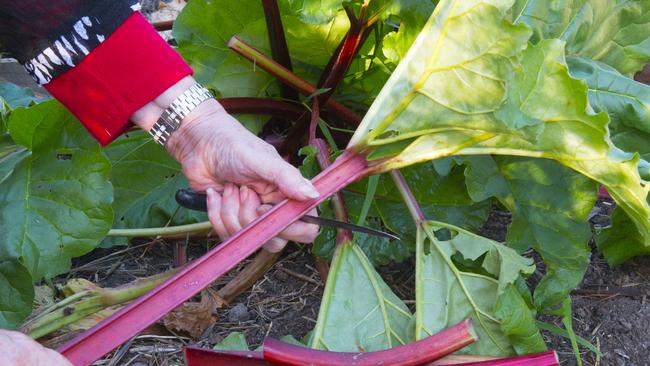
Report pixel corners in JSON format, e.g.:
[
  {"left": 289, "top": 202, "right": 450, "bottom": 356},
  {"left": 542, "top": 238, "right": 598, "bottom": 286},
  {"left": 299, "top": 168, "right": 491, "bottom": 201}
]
[
  {"left": 164, "top": 98, "right": 228, "bottom": 161},
  {"left": 130, "top": 75, "right": 197, "bottom": 131}
]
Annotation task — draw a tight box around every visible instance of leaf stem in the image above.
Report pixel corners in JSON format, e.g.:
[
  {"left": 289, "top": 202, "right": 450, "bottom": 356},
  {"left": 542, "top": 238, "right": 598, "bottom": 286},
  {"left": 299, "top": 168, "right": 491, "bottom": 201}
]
[
  {"left": 23, "top": 270, "right": 176, "bottom": 339},
  {"left": 266, "top": 319, "right": 477, "bottom": 366},
  {"left": 228, "top": 36, "right": 362, "bottom": 126},
  {"left": 107, "top": 222, "right": 212, "bottom": 237},
  {"left": 389, "top": 170, "right": 426, "bottom": 223},
  {"left": 261, "top": 0, "right": 299, "bottom": 101}
]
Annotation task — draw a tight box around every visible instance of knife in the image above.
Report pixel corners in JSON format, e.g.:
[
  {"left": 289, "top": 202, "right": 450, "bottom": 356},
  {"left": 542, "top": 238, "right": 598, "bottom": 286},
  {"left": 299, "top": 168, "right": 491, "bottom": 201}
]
[{"left": 175, "top": 189, "right": 400, "bottom": 241}]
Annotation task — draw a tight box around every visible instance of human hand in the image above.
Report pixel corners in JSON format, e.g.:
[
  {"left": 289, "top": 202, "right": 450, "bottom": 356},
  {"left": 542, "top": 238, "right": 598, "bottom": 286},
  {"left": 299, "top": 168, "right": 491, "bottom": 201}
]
[
  {"left": 206, "top": 184, "right": 319, "bottom": 252},
  {"left": 165, "top": 99, "right": 319, "bottom": 201},
  {"left": 131, "top": 76, "right": 319, "bottom": 202},
  {"left": 0, "top": 329, "right": 72, "bottom": 366}
]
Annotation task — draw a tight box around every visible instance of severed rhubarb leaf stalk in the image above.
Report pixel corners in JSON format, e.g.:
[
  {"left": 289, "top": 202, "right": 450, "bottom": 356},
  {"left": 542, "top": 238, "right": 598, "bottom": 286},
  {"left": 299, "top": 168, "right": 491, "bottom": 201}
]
[
  {"left": 59, "top": 151, "right": 370, "bottom": 365},
  {"left": 263, "top": 319, "right": 477, "bottom": 366}
]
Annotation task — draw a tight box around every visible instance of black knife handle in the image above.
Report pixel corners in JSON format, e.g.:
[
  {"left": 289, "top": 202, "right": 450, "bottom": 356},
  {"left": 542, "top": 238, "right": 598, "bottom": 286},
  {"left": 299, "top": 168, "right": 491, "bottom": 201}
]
[{"left": 176, "top": 189, "right": 208, "bottom": 211}]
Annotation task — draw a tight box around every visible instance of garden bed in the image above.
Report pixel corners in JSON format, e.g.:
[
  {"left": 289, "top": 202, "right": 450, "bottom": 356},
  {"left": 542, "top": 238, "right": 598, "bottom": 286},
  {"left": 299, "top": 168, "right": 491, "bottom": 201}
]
[{"left": 41, "top": 199, "right": 648, "bottom": 366}]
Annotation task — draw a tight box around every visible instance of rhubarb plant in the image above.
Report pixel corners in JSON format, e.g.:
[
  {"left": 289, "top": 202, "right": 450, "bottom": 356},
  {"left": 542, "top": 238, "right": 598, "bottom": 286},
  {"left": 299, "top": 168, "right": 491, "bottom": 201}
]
[{"left": 1, "top": 0, "right": 649, "bottom": 364}]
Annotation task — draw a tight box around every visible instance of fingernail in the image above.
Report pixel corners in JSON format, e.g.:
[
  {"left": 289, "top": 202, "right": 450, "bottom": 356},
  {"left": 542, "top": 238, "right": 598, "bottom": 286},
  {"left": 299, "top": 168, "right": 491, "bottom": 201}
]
[
  {"left": 300, "top": 179, "right": 319, "bottom": 199},
  {"left": 240, "top": 186, "right": 249, "bottom": 201},
  {"left": 206, "top": 188, "right": 215, "bottom": 202}
]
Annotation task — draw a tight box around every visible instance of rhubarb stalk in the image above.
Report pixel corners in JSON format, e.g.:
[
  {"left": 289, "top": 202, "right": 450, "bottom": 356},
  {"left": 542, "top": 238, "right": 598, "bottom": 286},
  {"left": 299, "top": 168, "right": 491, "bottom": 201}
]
[
  {"left": 262, "top": 319, "right": 477, "bottom": 366},
  {"left": 59, "top": 151, "right": 370, "bottom": 365}
]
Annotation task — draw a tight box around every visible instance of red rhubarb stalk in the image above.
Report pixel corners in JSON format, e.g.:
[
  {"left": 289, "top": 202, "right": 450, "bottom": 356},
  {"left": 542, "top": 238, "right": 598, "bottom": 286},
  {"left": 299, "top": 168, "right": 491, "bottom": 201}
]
[
  {"left": 309, "top": 98, "right": 353, "bottom": 246},
  {"left": 430, "top": 351, "right": 559, "bottom": 366},
  {"left": 58, "top": 151, "right": 369, "bottom": 365},
  {"left": 262, "top": 319, "right": 477, "bottom": 366},
  {"left": 261, "top": 0, "right": 299, "bottom": 101}
]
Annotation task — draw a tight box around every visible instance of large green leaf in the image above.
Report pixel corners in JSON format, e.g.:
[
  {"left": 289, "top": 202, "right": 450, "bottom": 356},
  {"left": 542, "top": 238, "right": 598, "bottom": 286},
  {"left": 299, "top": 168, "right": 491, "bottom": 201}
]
[
  {"left": 463, "top": 156, "right": 596, "bottom": 308},
  {"left": 173, "top": 0, "right": 349, "bottom": 94},
  {"left": 350, "top": 1, "right": 650, "bottom": 263},
  {"left": 0, "top": 82, "right": 46, "bottom": 134},
  {"left": 567, "top": 56, "right": 650, "bottom": 164},
  {"left": 102, "top": 131, "right": 206, "bottom": 235},
  {"left": 415, "top": 221, "right": 541, "bottom": 356},
  {"left": 1, "top": 101, "right": 113, "bottom": 279},
  {"left": 378, "top": 0, "right": 438, "bottom": 64},
  {"left": 0, "top": 259, "right": 34, "bottom": 329},
  {"left": 309, "top": 241, "right": 412, "bottom": 351},
  {"left": 0, "top": 134, "right": 28, "bottom": 183},
  {"left": 512, "top": 0, "right": 650, "bottom": 76}
]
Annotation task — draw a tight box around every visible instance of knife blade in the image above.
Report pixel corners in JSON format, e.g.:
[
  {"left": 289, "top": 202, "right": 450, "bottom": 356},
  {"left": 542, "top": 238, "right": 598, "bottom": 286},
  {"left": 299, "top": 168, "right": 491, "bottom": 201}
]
[{"left": 175, "top": 189, "right": 400, "bottom": 241}]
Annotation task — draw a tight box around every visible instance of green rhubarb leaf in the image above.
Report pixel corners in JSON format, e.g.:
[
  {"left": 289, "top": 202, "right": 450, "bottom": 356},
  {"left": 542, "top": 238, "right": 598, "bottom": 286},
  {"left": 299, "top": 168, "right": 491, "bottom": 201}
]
[
  {"left": 378, "top": 0, "right": 438, "bottom": 64},
  {"left": 102, "top": 131, "right": 206, "bottom": 238},
  {"left": 0, "top": 259, "right": 34, "bottom": 329},
  {"left": 310, "top": 241, "right": 412, "bottom": 351},
  {"left": 0, "top": 134, "right": 28, "bottom": 184},
  {"left": 213, "top": 332, "right": 249, "bottom": 351},
  {"left": 0, "top": 83, "right": 44, "bottom": 109},
  {"left": 1, "top": 101, "right": 113, "bottom": 279},
  {"left": 0, "top": 82, "right": 46, "bottom": 134},
  {"left": 312, "top": 162, "right": 490, "bottom": 265},
  {"left": 463, "top": 156, "right": 596, "bottom": 309},
  {"left": 351, "top": 4, "right": 650, "bottom": 264},
  {"left": 567, "top": 56, "right": 650, "bottom": 165},
  {"left": 512, "top": 0, "right": 650, "bottom": 76},
  {"left": 595, "top": 208, "right": 650, "bottom": 264},
  {"left": 174, "top": 0, "right": 349, "bottom": 93},
  {"left": 415, "top": 221, "right": 538, "bottom": 356},
  {"left": 285, "top": 0, "right": 342, "bottom": 24},
  {"left": 494, "top": 280, "right": 547, "bottom": 355}
]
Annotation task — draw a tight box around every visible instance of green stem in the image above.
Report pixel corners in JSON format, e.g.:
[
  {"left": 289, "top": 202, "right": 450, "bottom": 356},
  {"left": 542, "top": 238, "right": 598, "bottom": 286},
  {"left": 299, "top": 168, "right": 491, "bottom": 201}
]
[
  {"left": 229, "top": 36, "right": 316, "bottom": 96},
  {"left": 107, "top": 222, "right": 212, "bottom": 237},
  {"left": 389, "top": 170, "right": 426, "bottom": 223},
  {"left": 25, "top": 270, "right": 177, "bottom": 339}
]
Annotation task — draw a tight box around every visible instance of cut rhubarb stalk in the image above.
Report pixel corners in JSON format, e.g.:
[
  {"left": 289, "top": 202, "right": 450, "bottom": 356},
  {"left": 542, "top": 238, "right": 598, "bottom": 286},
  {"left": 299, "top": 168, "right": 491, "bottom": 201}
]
[
  {"left": 429, "top": 351, "right": 559, "bottom": 366},
  {"left": 58, "top": 151, "right": 369, "bottom": 365},
  {"left": 262, "top": 319, "right": 477, "bottom": 366},
  {"left": 184, "top": 347, "right": 268, "bottom": 366}
]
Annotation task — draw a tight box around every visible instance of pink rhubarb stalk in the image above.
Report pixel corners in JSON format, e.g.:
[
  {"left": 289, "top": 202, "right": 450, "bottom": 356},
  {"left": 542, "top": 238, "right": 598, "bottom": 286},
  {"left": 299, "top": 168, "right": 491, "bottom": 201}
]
[
  {"left": 262, "top": 319, "right": 477, "bottom": 366},
  {"left": 58, "top": 151, "right": 369, "bottom": 365}
]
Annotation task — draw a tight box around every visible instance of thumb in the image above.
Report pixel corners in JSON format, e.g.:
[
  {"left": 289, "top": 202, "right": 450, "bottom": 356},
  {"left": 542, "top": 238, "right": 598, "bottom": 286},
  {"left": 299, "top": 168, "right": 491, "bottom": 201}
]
[{"left": 261, "top": 160, "right": 319, "bottom": 201}]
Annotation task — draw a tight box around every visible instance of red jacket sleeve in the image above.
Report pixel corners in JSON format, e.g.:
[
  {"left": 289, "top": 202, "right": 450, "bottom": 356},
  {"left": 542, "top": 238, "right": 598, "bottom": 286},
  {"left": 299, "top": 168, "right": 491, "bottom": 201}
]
[{"left": 45, "top": 13, "right": 193, "bottom": 145}]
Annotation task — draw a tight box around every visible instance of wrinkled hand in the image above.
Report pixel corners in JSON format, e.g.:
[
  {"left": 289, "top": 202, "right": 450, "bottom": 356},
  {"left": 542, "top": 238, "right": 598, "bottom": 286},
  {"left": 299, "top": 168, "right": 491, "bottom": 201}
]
[
  {"left": 206, "top": 184, "right": 319, "bottom": 252},
  {"left": 0, "top": 330, "right": 71, "bottom": 366},
  {"left": 166, "top": 100, "right": 319, "bottom": 201},
  {"left": 165, "top": 99, "right": 320, "bottom": 250}
]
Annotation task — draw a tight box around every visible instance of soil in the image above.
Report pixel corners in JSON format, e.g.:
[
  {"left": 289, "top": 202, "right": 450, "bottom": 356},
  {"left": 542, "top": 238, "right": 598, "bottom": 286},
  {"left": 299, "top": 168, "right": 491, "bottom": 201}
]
[{"left": 41, "top": 198, "right": 646, "bottom": 366}]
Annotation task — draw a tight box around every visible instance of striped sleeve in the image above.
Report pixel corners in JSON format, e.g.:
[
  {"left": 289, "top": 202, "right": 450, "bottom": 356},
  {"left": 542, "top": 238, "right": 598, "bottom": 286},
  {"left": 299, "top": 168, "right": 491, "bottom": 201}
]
[{"left": 0, "top": 1, "right": 193, "bottom": 145}]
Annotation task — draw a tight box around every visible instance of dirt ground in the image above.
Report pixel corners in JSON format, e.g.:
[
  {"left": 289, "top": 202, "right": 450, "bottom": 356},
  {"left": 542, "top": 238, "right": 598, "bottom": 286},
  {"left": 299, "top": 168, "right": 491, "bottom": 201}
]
[{"left": 41, "top": 198, "right": 645, "bottom": 366}]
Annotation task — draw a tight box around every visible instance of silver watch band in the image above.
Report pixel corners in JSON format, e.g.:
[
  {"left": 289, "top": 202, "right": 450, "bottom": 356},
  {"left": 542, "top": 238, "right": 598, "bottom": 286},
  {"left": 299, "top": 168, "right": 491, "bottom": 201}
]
[{"left": 149, "top": 83, "right": 213, "bottom": 146}]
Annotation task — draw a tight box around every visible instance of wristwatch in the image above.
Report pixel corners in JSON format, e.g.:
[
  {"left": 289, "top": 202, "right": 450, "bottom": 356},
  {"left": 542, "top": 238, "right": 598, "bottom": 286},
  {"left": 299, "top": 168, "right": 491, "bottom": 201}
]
[{"left": 149, "top": 83, "right": 213, "bottom": 146}]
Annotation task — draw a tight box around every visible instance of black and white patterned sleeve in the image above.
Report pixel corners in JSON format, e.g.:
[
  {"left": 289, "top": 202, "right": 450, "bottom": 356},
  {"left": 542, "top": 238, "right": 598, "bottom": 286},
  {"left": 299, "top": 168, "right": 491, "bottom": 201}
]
[{"left": 0, "top": 0, "right": 141, "bottom": 85}]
